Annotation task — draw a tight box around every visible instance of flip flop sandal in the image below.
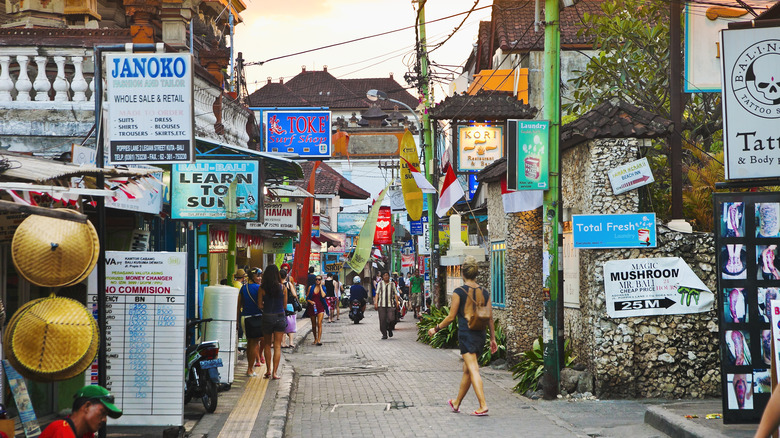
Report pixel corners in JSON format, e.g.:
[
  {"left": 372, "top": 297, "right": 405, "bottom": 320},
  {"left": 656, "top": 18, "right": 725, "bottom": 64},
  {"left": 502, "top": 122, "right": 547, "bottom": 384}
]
[
  {"left": 448, "top": 399, "right": 460, "bottom": 413},
  {"left": 470, "top": 410, "right": 489, "bottom": 416}
]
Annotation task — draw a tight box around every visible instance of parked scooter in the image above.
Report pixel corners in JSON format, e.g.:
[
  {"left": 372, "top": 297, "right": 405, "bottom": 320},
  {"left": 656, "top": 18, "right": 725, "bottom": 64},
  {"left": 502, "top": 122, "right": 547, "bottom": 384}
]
[
  {"left": 349, "top": 300, "right": 364, "bottom": 324},
  {"left": 184, "top": 318, "right": 222, "bottom": 413}
]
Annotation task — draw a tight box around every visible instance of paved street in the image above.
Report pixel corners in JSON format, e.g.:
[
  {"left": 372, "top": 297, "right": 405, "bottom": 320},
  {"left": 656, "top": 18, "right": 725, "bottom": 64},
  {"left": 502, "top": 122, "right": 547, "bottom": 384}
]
[{"left": 283, "top": 310, "right": 667, "bottom": 438}]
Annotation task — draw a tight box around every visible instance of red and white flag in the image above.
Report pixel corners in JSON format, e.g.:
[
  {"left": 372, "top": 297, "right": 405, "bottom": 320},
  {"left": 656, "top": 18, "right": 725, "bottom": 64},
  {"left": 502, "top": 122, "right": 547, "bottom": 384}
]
[
  {"left": 400, "top": 157, "right": 436, "bottom": 193},
  {"left": 436, "top": 163, "right": 465, "bottom": 218},
  {"left": 501, "top": 179, "right": 543, "bottom": 213}
]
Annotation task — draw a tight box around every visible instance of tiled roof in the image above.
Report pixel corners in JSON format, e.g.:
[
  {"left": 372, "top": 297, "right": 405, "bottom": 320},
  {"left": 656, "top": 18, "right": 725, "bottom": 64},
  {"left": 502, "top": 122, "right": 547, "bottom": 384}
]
[
  {"left": 561, "top": 99, "right": 673, "bottom": 150},
  {"left": 248, "top": 69, "right": 418, "bottom": 111},
  {"left": 294, "top": 161, "right": 371, "bottom": 199},
  {"left": 476, "top": 156, "right": 507, "bottom": 183},
  {"left": 491, "top": 0, "right": 606, "bottom": 52},
  {"left": 475, "top": 21, "right": 493, "bottom": 72},
  {"left": 430, "top": 90, "right": 538, "bottom": 120}
]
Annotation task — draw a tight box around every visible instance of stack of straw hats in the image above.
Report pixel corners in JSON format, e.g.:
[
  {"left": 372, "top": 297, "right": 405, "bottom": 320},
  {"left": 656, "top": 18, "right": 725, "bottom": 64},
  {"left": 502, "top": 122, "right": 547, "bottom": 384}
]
[{"left": 5, "top": 213, "right": 100, "bottom": 381}]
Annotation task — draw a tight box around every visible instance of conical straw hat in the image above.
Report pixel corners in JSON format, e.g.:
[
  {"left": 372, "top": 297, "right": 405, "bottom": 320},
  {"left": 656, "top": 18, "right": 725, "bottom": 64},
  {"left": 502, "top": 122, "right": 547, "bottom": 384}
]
[
  {"left": 11, "top": 214, "right": 99, "bottom": 288},
  {"left": 4, "top": 296, "right": 98, "bottom": 382},
  {"left": 63, "top": 220, "right": 99, "bottom": 288}
]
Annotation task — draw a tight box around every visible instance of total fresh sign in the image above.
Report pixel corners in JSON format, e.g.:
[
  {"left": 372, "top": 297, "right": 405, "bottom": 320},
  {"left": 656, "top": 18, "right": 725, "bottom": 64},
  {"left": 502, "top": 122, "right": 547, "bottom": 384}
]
[
  {"left": 572, "top": 213, "right": 657, "bottom": 249},
  {"left": 106, "top": 53, "right": 194, "bottom": 165},
  {"left": 263, "top": 110, "right": 332, "bottom": 158}
]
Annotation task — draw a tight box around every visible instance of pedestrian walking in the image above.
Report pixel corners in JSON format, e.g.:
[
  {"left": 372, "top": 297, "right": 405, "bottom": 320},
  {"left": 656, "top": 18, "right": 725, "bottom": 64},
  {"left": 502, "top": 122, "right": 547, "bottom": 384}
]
[
  {"left": 260, "top": 264, "right": 287, "bottom": 380},
  {"left": 410, "top": 269, "right": 424, "bottom": 319},
  {"left": 237, "top": 267, "right": 264, "bottom": 376},
  {"left": 281, "top": 269, "right": 297, "bottom": 349},
  {"left": 427, "top": 256, "right": 497, "bottom": 416},
  {"left": 333, "top": 274, "right": 343, "bottom": 321},
  {"left": 374, "top": 271, "right": 399, "bottom": 339},
  {"left": 324, "top": 273, "right": 337, "bottom": 323},
  {"left": 306, "top": 274, "right": 327, "bottom": 346}
]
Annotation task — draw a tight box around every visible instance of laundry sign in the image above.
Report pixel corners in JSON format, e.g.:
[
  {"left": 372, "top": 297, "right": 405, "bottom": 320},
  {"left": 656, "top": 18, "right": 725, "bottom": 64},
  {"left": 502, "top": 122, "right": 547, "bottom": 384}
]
[{"left": 603, "top": 257, "right": 713, "bottom": 318}]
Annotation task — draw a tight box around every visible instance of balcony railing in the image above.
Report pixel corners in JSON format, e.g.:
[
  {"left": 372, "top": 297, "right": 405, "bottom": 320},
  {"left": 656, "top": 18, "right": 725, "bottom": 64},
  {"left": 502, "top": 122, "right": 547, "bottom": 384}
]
[{"left": 0, "top": 47, "right": 251, "bottom": 147}]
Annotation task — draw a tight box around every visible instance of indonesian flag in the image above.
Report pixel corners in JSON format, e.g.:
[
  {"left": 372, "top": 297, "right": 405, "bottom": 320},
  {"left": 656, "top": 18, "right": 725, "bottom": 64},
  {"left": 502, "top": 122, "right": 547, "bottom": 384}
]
[
  {"left": 436, "top": 162, "right": 465, "bottom": 218},
  {"left": 501, "top": 179, "right": 543, "bottom": 213},
  {"left": 400, "top": 157, "right": 436, "bottom": 193}
]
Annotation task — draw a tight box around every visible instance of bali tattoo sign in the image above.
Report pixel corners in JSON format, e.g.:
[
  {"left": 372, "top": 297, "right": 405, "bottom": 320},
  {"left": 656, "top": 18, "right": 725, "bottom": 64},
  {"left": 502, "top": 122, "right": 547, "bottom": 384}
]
[
  {"left": 603, "top": 257, "right": 713, "bottom": 318},
  {"left": 721, "top": 28, "right": 780, "bottom": 180}
]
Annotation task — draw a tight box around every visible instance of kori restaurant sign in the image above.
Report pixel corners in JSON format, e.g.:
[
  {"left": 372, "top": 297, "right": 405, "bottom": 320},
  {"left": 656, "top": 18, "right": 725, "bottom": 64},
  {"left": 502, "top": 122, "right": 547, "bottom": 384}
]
[{"left": 457, "top": 125, "right": 503, "bottom": 172}]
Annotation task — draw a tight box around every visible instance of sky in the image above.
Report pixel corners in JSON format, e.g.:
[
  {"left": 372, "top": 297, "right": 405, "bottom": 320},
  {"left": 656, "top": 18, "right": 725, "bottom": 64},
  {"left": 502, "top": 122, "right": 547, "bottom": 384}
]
[{"left": 233, "top": 0, "right": 493, "bottom": 98}]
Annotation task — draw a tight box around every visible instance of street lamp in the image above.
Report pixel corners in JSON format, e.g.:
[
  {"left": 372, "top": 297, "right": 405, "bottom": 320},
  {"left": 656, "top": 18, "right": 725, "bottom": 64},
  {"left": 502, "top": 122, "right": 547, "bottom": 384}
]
[{"left": 366, "top": 88, "right": 435, "bottom": 302}]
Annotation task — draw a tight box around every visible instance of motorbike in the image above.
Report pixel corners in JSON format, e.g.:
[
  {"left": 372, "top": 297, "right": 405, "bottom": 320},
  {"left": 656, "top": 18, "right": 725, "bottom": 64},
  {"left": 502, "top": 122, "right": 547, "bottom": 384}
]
[
  {"left": 349, "top": 299, "right": 364, "bottom": 324},
  {"left": 184, "top": 318, "right": 222, "bottom": 413}
]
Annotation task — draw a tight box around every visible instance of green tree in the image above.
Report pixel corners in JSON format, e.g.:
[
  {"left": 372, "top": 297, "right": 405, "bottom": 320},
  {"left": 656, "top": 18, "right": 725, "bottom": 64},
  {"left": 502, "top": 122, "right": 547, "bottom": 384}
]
[{"left": 563, "top": 0, "right": 723, "bottom": 229}]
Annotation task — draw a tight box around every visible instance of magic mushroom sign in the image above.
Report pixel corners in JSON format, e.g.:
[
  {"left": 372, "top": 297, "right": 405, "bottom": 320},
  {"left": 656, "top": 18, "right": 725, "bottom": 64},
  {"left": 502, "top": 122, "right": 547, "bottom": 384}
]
[{"left": 721, "top": 27, "right": 780, "bottom": 180}]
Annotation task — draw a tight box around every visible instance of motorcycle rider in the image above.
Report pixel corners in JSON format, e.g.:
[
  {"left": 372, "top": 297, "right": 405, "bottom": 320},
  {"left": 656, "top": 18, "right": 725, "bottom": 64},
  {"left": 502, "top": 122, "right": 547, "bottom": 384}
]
[{"left": 350, "top": 276, "right": 368, "bottom": 314}]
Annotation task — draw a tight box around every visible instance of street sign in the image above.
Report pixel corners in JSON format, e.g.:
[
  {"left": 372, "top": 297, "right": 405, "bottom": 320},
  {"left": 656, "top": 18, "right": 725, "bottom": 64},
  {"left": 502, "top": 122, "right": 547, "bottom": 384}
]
[
  {"left": 507, "top": 120, "right": 549, "bottom": 191},
  {"left": 607, "top": 158, "right": 655, "bottom": 195},
  {"left": 263, "top": 110, "right": 331, "bottom": 158},
  {"left": 572, "top": 213, "right": 657, "bottom": 248},
  {"left": 603, "top": 257, "right": 713, "bottom": 318},
  {"left": 106, "top": 53, "right": 194, "bottom": 164}
]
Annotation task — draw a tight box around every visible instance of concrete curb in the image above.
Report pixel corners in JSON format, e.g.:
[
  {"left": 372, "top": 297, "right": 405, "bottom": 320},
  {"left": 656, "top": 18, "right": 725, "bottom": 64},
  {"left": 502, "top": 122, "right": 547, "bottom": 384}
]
[
  {"left": 645, "top": 405, "right": 732, "bottom": 438},
  {"left": 264, "top": 320, "right": 312, "bottom": 438}
]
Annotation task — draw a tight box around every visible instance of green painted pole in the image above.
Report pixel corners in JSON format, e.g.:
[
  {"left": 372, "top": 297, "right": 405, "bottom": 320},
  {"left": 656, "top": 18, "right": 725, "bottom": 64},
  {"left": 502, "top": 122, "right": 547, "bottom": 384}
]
[
  {"left": 542, "top": 0, "right": 561, "bottom": 399},
  {"left": 418, "top": 0, "right": 436, "bottom": 299}
]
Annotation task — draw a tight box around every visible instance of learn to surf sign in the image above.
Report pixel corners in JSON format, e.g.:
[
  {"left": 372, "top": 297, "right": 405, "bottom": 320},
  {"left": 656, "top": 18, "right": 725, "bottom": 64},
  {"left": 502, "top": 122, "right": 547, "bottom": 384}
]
[{"left": 603, "top": 257, "right": 713, "bottom": 318}]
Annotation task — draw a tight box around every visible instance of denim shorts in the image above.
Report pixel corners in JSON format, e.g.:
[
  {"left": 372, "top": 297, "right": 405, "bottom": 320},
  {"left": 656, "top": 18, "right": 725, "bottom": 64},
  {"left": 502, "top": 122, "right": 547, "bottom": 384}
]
[{"left": 261, "top": 313, "right": 288, "bottom": 334}]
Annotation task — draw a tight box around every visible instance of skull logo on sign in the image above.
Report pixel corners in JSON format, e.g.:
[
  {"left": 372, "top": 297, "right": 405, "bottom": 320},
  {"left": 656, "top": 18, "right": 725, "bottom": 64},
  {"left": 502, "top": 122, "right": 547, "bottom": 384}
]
[{"left": 747, "top": 54, "right": 780, "bottom": 104}]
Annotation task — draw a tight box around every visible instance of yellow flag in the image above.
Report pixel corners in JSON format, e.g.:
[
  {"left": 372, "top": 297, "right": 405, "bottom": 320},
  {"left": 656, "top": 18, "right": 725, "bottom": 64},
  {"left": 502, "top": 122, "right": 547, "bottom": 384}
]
[{"left": 400, "top": 130, "right": 424, "bottom": 221}]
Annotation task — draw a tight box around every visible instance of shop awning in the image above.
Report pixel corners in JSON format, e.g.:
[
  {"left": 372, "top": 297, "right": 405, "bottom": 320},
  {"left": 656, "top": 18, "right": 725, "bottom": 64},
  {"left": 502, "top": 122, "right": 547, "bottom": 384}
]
[
  {"left": 266, "top": 184, "right": 313, "bottom": 198},
  {"left": 0, "top": 151, "right": 162, "bottom": 182},
  {"left": 195, "top": 137, "right": 303, "bottom": 182}
]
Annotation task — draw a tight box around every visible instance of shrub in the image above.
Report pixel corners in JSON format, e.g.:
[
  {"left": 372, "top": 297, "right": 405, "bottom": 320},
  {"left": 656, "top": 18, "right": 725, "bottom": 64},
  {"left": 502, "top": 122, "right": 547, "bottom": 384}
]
[
  {"left": 417, "top": 306, "right": 458, "bottom": 348},
  {"left": 479, "top": 319, "right": 507, "bottom": 365},
  {"left": 511, "top": 336, "right": 576, "bottom": 394}
]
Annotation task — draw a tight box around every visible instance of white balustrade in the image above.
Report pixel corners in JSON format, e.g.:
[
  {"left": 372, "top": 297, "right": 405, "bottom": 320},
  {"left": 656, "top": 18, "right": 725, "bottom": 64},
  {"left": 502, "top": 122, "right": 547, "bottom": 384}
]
[
  {"left": 0, "top": 56, "right": 13, "bottom": 101},
  {"left": 33, "top": 56, "right": 51, "bottom": 102},
  {"left": 70, "top": 56, "right": 88, "bottom": 102},
  {"left": 52, "top": 56, "right": 70, "bottom": 102},
  {"left": 15, "top": 56, "right": 32, "bottom": 101}
]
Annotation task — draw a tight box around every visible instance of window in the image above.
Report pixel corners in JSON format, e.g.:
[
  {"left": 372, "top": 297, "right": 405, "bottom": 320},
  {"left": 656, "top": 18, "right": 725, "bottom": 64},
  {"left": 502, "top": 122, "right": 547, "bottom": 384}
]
[{"left": 490, "top": 241, "right": 506, "bottom": 307}]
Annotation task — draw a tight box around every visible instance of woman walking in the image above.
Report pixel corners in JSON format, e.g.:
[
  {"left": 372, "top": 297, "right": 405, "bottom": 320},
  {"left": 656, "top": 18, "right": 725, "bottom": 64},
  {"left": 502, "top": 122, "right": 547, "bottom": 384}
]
[
  {"left": 427, "top": 256, "right": 497, "bottom": 416},
  {"left": 259, "top": 264, "right": 287, "bottom": 379},
  {"left": 306, "top": 274, "right": 327, "bottom": 346},
  {"left": 281, "top": 268, "right": 297, "bottom": 348},
  {"left": 237, "top": 267, "right": 264, "bottom": 377},
  {"left": 333, "top": 274, "right": 343, "bottom": 321}
]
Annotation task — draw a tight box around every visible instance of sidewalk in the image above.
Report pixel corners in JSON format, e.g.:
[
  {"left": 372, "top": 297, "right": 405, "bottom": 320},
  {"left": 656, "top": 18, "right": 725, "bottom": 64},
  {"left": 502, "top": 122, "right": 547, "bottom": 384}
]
[{"left": 106, "top": 310, "right": 760, "bottom": 438}]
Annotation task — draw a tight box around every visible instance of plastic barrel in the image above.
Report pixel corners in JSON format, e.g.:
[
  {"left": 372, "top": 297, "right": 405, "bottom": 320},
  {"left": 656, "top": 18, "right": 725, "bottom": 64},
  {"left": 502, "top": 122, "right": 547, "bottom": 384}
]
[{"left": 202, "top": 285, "right": 239, "bottom": 384}]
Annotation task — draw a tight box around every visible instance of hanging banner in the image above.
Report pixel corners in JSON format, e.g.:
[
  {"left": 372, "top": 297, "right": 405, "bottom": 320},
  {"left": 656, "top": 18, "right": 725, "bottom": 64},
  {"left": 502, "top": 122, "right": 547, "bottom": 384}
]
[
  {"left": 172, "top": 161, "right": 259, "bottom": 220},
  {"left": 507, "top": 120, "right": 549, "bottom": 191},
  {"left": 264, "top": 238, "right": 293, "bottom": 254},
  {"left": 106, "top": 53, "right": 194, "bottom": 164},
  {"left": 374, "top": 206, "right": 393, "bottom": 245},
  {"left": 347, "top": 187, "right": 389, "bottom": 273},
  {"left": 262, "top": 110, "right": 332, "bottom": 158},
  {"left": 312, "top": 216, "right": 320, "bottom": 238},
  {"left": 457, "top": 124, "right": 504, "bottom": 172},
  {"left": 399, "top": 130, "right": 424, "bottom": 220},
  {"left": 572, "top": 213, "right": 657, "bottom": 249},
  {"left": 246, "top": 202, "right": 297, "bottom": 231},
  {"left": 603, "top": 257, "right": 713, "bottom": 318},
  {"left": 419, "top": 215, "right": 431, "bottom": 255},
  {"left": 401, "top": 254, "right": 414, "bottom": 269},
  {"left": 721, "top": 28, "right": 780, "bottom": 180}
]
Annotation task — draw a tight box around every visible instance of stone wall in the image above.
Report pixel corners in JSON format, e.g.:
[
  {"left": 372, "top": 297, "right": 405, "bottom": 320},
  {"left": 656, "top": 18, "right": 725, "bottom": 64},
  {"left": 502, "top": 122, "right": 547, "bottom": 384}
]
[
  {"left": 579, "top": 227, "right": 719, "bottom": 398},
  {"left": 561, "top": 137, "right": 720, "bottom": 398}
]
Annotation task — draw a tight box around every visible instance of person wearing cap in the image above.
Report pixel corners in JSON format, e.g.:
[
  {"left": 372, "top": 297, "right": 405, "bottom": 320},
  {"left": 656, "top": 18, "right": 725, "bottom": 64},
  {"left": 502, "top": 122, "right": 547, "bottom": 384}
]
[{"left": 40, "top": 385, "right": 122, "bottom": 438}]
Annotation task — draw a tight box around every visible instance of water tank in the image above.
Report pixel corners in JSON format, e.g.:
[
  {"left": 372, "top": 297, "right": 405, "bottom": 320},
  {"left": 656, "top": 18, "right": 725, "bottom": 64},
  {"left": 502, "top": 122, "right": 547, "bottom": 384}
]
[{"left": 202, "top": 285, "right": 239, "bottom": 384}]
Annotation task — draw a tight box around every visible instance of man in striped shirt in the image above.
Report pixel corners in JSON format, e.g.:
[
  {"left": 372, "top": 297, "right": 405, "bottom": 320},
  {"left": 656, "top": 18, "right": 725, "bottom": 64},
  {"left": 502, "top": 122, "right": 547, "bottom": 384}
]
[{"left": 373, "top": 272, "right": 399, "bottom": 339}]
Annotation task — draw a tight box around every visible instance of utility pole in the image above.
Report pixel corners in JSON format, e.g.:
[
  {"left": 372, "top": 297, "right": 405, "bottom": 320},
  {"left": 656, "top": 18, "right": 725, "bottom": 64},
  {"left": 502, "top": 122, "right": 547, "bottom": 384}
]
[
  {"left": 416, "top": 0, "right": 437, "bottom": 299},
  {"left": 541, "top": 0, "right": 561, "bottom": 399}
]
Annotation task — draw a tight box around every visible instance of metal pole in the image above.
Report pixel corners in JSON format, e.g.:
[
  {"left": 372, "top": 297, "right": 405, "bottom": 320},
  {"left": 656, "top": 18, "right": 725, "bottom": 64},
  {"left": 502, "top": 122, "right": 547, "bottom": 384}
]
[
  {"left": 417, "top": 0, "right": 436, "bottom": 302},
  {"left": 670, "top": 0, "right": 683, "bottom": 219},
  {"left": 541, "top": 0, "right": 561, "bottom": 399}
]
